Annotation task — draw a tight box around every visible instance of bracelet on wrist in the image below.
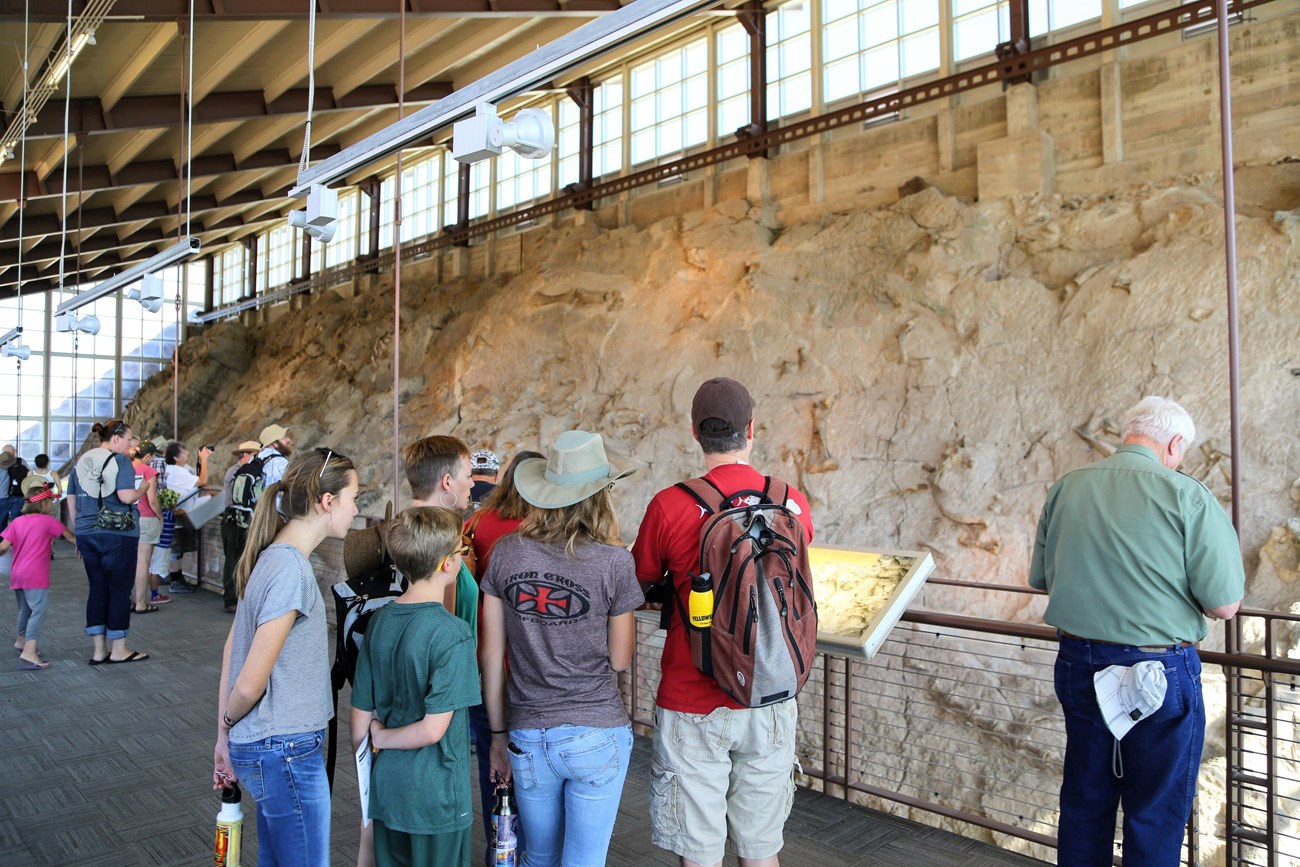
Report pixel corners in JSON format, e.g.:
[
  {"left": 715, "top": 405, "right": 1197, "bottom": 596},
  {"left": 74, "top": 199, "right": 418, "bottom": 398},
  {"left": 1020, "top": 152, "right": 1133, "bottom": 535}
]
[
  {"left": 223, "top": 712, "right": 237, "bottom": 729},
  {"left": 490, "top": 728, "right": 508, "bottom": 735}
]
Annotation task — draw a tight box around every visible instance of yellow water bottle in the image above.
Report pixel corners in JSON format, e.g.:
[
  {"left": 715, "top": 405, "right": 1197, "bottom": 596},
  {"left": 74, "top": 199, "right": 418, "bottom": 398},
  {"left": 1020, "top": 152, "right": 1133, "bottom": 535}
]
[
  {"left": 688, "top": 572, "right": 714, "bottom": 629},
  {"left": 214, "top": 782, "right": 242, "bottom": 867}
]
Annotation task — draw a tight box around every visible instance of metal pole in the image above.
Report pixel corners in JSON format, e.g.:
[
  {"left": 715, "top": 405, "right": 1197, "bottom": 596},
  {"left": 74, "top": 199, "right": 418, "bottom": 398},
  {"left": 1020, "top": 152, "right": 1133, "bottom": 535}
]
[
  {"left": 1216, "top": 5, "right": 1242, "bottom": 533},
  {"left": 393, "top": 0, "right": 406, "bottom": 510},
  {"left": 1215, "top": 3, "right": 1245, "bottom": 864}
]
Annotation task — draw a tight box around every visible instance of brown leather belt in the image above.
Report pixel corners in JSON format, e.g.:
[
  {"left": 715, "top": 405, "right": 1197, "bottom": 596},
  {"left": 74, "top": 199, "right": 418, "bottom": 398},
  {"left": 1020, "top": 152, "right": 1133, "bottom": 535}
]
[{"left": 1060, "top": 631, "right": 1194, "bottom": 652}]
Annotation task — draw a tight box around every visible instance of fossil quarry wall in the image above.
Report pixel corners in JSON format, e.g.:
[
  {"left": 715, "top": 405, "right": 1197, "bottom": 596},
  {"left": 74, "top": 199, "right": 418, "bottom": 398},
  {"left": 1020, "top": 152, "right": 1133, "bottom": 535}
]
[{"left": 130, "top": 177, "right": 1300, "bottom": 617}]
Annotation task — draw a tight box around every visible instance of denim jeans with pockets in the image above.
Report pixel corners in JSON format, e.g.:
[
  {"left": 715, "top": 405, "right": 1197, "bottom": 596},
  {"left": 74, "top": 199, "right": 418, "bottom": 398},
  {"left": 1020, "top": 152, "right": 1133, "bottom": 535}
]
[
  {"left": 507, "top": 723, "right": 633, "bottom": 867},
  {"left": 1054, "top": 636, "right": 1203, "bottom": 867},
  {"left": 228, "top": 729, "right": 330, "bottom": 867}
]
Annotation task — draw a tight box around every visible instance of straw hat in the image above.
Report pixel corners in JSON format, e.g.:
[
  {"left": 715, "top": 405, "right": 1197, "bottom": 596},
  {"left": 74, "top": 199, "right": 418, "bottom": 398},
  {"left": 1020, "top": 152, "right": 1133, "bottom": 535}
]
[
  {"left": 513, "top": 430, "right": 636, "bottom": 509},
  {"left": 232, "top": 440, "right": 261, "bottom": 456},
  {"left": 342, "top": 501, "right": 394, "bottom": 580}
]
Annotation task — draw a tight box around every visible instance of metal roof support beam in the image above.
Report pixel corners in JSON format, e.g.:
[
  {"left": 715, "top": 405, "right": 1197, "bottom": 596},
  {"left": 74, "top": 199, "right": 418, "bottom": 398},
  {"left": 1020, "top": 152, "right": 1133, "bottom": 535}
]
[
  {"left": 0, "top": 143, "right": 342, "bottom": 203},
  {"left": 291, "top": 0, "right": 723, "bottom": 197},
  {"left": 23, "top": 84, "right": 453, "bottom": 140},
  {"left": 7, "top": 1, "right": 623, "bottom": 21}
]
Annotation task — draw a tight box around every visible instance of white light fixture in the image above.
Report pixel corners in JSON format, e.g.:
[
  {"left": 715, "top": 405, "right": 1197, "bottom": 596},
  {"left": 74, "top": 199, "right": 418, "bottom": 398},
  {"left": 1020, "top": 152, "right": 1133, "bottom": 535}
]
[
  {"left": 46, "top": 31, "right": 93, "bottom": 87},
  {"left": 287, "top": 185, "right": 339, "bottom": 242},
  {"left": 289, "top": 0, "right": 719, "bottom": 198},
  {"left": 453, "top": 105, "right": 554, "bottom": 164},
  {"left": 55, "top": 237, "right": 202, "bottom": 316},
  {"left": 54, "top": 311, "right": 101, "bottom": 335},
  {"left": 127, "top": 281, "right": 164, "bottom": 314},
  {"left": 0, "top": 326, "right": 29, "bottom": 359}
]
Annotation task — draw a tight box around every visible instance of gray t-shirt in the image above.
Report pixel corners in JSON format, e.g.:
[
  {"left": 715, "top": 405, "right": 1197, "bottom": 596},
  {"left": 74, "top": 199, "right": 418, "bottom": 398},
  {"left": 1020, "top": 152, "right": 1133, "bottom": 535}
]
[
  {"left": 480, "top": 534, "right": 644, "bottom": 731},
  {"left": 227, "top": 544, "right": 333, "bottom": 742}
]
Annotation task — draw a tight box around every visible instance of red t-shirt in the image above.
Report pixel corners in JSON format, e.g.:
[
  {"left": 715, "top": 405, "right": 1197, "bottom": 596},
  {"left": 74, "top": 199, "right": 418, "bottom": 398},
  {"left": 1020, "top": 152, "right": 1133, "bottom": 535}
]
[
  {"left": 132, "top": 461, "right": 159, "bottom": 518},
  {"left": 631, "top": 463, "right": 814, "bottom": 713},
  {"left": 467, "top": 508, "right": 525, "bottom": 580},
  {"left": 466, "top": 507, "right": 527, "bottom": 662}
]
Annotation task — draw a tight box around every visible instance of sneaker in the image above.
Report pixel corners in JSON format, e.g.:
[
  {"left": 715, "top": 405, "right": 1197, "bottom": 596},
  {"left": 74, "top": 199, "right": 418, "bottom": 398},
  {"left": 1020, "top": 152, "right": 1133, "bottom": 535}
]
[
  {"left": 168, "top": 582, "right": 196, "bottom": 595},
  {"left": 150, "top": 591, "right": 171, "bottom": 604}
]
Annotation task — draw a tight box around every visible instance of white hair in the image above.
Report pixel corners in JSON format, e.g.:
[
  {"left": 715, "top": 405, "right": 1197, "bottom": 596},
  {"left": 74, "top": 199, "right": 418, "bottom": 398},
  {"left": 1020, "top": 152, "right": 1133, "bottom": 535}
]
[{"left": 1122, "top": 396, "right": 1196, "bottom": 448}]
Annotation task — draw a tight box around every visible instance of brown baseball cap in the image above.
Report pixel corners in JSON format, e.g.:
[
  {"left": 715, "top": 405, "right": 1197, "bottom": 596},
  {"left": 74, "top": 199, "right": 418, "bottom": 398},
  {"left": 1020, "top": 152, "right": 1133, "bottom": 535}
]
[{"left": 691, "top": 377, "right": 754, "bottom": 437}]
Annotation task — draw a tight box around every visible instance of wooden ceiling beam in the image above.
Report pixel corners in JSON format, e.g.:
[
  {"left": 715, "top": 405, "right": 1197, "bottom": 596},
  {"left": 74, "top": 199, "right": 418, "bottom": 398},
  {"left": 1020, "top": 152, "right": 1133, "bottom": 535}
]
[
  {"left": 4, "top": 1, "right": 621, "bottom": 21},
  {"left": 333, "top": 18, "right": 460, "bottom": 99},
  {"left": 263, "top": 20, "right": 381, "bottom": 103},
  {"left": 101, "top": 22, "right": 178, "bottom": 112},
  {"left": 0, "top": 143, "right": 341, "bottom": 203}
]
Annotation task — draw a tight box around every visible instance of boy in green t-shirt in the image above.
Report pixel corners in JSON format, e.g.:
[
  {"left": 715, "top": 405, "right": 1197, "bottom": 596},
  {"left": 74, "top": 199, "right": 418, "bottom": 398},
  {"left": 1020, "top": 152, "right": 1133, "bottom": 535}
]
[{"left": 351, "top": 507, "right": 481, "bottom": 867}]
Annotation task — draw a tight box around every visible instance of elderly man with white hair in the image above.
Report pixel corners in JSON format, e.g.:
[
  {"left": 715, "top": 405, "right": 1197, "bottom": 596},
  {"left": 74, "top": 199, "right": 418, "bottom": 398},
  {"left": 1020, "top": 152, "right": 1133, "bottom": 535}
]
[{"left": 1029, "top": 396, "right": 1245, "bottom": 867}]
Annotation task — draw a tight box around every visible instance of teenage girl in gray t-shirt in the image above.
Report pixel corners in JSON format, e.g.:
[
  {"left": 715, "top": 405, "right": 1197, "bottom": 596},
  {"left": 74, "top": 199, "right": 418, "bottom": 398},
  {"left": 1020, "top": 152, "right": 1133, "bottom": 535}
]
[
  {"left": 480, "top": 430, "right": 644, "bottom": 867},
  {"left": 212, "top": 448, "right": 360, "bottom": 867}
]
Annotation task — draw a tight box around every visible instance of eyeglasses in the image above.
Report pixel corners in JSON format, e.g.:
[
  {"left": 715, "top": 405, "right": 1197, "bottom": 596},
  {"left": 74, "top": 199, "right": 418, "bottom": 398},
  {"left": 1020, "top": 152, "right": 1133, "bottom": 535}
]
[{"left": 437, "top": 543, "right": 472, "bottom": 574}]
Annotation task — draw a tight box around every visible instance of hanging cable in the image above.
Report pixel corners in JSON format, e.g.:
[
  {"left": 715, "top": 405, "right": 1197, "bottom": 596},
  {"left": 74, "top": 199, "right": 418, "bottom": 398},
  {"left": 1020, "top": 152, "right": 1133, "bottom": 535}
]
[
  {"left": 14, "top": 0, "right": 30, "bottom": 421},
  {"left": 392, "top": 0, "right": 406, "bottom": 507},
  {"left": 297, "top": 0, "right": 318, "bottom": 176},
  {"left": 55, "top": 0, "right": 73, "bottom": 301},
  {"left": 185, "top": 0, "right": 194, "bottom": 237}
]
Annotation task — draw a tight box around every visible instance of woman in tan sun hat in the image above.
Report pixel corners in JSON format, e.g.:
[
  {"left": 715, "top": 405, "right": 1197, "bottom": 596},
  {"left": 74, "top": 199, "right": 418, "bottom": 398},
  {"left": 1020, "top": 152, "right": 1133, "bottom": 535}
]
[{"left": 479, "top": 429, "right": 643, "bottom": 867}]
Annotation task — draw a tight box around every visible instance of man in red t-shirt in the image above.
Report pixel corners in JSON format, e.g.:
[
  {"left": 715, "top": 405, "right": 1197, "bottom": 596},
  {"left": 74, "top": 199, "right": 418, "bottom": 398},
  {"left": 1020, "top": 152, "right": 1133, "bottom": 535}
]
[{"left": 632, "top": 377, "right": 813, "bottom": 867}]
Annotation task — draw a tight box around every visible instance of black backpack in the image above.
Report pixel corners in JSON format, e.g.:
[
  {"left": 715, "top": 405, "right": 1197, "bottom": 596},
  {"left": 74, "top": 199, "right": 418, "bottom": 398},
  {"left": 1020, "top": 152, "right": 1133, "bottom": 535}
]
[
  {"left": 325, "top": 520, "right": 406, "bottom": 788},
  {"left": 8, "top": 462, "right": 28, "bottom": 497},
  {"left": 229, "top": 455, "right": 267, "bottom": 512}
]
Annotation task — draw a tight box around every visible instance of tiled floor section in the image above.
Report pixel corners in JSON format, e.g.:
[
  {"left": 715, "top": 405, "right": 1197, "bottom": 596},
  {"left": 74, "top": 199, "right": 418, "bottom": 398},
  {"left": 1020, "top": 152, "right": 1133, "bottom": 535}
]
[{"left": 0, "top": 542, "right": 1049, "bottom": 865}]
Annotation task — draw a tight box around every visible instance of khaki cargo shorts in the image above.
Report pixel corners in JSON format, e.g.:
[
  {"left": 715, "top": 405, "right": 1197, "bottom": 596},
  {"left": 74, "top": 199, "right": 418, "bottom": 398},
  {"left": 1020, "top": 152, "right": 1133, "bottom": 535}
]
[
  {"left": 138, "top": 516, "right": 162, "bottom": 545},
  {"left": 649, "top": 700, "right": 798, "bottom": 863}
]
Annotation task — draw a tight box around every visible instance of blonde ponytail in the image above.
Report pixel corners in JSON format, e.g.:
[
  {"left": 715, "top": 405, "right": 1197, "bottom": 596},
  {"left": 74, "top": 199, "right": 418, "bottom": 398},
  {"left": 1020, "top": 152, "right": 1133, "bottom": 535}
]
[
  {"left": 233, "top": 447, "right": 357, "bottom": 598},
  {"left": 235, "top": 481, "right": 285, "bottom": 597}
]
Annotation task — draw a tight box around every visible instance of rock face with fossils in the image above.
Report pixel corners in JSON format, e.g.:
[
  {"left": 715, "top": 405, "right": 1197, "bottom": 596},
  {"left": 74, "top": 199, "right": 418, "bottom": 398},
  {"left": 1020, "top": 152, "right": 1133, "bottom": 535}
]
[
  {"left": 125, "top": 174, "right": 1300, "bottom": 862},
  {"left": 128, "top": 175, "right": 1300, "bottom": 615}
]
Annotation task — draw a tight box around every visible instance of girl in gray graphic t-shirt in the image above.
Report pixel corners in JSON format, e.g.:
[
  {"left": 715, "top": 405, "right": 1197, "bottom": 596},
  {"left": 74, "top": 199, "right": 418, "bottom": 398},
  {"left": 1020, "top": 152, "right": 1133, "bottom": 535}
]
[
  {"left": 213, "top": 447, "right": 360, "bottom": 866},
  {"left": 480, "top": 430, "right": 645, "bottom": 867}
]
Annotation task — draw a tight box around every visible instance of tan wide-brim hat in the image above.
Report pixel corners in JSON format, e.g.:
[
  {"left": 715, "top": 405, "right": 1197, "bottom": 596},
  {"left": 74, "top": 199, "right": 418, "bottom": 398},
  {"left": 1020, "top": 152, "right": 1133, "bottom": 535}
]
[
  {"left": 232, "top": 440, "right": 261, "bottom": 456},
  {"left": 513, "top": 430, "right": 636, "bottom": 510},
  {"left": 342, "top": 501, "right": 395, "bottom": 580},
  {"left": 259, "top": 423, "right": 289, "bottom": 446}
]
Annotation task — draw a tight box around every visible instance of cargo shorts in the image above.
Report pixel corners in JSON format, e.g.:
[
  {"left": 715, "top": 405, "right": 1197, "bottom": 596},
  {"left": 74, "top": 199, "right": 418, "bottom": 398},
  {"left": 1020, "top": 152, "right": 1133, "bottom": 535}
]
[{"left": 649, "top": 700, "right": 797, "bottom": 863}]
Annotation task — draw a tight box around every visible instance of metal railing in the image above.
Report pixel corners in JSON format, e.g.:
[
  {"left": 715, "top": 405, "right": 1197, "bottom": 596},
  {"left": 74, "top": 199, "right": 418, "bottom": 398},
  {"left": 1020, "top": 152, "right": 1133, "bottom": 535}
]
[
  {"left": 187, "top": 528, "right": 1298, "bottom": 864},
  {"left": 622, "top": 582, "right": 1300, "bottom": 865}
]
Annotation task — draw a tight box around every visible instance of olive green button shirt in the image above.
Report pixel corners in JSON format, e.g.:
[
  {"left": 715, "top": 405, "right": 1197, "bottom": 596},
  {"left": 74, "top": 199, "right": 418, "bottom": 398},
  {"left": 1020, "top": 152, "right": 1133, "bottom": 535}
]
[{"left": 1028, "top": 444, "right": 1244, "bottom": 645}]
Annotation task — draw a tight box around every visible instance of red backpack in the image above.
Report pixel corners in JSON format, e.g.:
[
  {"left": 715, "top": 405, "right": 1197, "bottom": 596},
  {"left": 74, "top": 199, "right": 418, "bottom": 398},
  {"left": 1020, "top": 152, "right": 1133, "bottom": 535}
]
[{"left": 671, "top": 476, "right": 817, "bottom": 707}]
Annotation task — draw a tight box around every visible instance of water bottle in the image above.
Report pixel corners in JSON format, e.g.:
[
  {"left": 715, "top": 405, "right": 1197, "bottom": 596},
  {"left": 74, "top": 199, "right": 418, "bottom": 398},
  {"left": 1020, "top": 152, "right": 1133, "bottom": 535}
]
[
  {"left": 491, "top": 782, "right": 519, "bottom": 866},
  {"left": 688, "top": 571, "right": 714, "bottom": 629},
  {"left": 214, "top": 782, "right": 243, "bottom": 867}
]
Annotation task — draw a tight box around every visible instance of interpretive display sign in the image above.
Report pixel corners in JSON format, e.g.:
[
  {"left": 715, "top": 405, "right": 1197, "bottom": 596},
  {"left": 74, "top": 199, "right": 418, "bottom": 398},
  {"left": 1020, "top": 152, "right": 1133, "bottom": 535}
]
[{"left": 810, "top": 545, "right": 935, "bottom": 659}]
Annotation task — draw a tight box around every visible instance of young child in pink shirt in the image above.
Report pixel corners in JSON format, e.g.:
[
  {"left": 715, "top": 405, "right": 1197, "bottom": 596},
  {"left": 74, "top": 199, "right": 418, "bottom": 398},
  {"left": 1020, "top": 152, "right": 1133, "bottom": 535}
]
[{"left": 1, "top": 490, "right": 76, "bottom": 669}]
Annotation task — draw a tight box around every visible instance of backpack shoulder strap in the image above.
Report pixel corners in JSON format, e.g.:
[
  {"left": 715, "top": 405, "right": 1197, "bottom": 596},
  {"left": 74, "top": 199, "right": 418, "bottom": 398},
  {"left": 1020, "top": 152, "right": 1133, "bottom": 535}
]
[{"left": 675, "top": 476, "right": 729, "bottom": 514}]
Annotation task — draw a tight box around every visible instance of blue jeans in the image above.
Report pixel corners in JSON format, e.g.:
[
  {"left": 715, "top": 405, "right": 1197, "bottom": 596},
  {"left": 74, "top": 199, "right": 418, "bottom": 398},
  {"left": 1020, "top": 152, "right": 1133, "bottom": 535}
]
[
  {"left": 228, "top": 729, "right": 331, "bottom": 867},
  {"left": 1054, "top": 636, "right": 1203, "bottom": 867},
  {"left": 79, "top": 533, "right": 139, "bottom": 640},
  {"left": 507, "top": 724, "right": 633, "bottom": 867}
]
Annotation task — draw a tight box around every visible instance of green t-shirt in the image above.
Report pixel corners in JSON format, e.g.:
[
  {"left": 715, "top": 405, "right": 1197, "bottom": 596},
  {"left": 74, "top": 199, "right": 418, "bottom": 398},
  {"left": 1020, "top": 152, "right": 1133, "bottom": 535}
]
[
  {"left": 1028, "top": 444, "right": 1245, "bottom": 645},
  {"left": 352, "top": 600, "right": 481, "bottom": 835},
  {"left": 454, "top": 561, "right": 478, "bottom": 641}
]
